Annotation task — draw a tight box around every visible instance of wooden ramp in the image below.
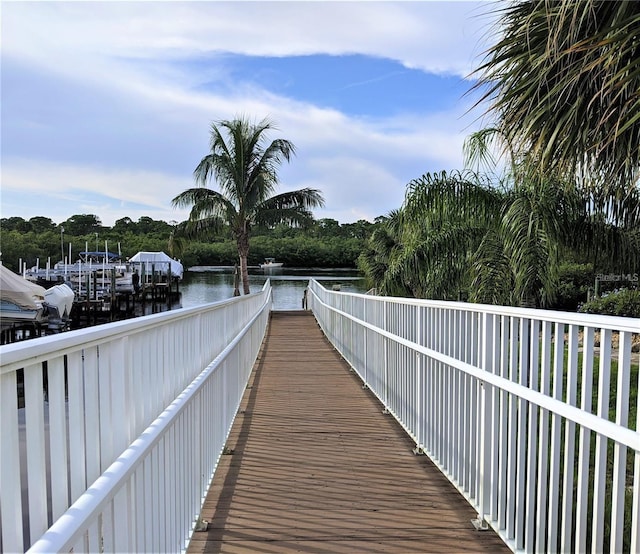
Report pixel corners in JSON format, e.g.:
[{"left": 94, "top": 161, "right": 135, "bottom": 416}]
[{"left": 188, "top": 312, "right": 508, "bottom": 553}]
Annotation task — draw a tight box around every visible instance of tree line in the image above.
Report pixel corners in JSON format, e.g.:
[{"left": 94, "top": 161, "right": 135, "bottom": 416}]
[{"left": 0, "top": 214, "right": 378, "bottom": 273}]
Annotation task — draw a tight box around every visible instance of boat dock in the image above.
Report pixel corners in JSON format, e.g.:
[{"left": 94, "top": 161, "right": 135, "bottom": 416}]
[{"left": 188, "top": 312, "right": 508, "bottom": 553}]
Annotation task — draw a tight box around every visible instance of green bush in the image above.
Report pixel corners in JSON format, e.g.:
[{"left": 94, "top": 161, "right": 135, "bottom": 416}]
[
  {"left": 579, "top": 288, "right": 640, "bottom": 318},
  {"left": 552, "top": 262, "right": 593, "bottom": 311}
]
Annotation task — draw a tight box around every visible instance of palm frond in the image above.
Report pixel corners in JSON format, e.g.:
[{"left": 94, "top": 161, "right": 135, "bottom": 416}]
[{"left": 473, "top": 0, "right": 640, "bottom": 187}]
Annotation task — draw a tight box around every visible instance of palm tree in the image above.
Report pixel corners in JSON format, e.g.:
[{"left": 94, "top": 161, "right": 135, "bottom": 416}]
[
  {"left": 464, "top": 128, "right": 640, "bottom": 297},
  {"left": 172, "top": 116, "right": 324, "bottom": 294},
  {"left": 474, "top": 0, "right": 640, "bottom": 190},
  {"left": 357, "top": 210, "right": 412, "bottom": 297},
  {"left": 360, "top": 169, "right": 586, "bottom": 308}
]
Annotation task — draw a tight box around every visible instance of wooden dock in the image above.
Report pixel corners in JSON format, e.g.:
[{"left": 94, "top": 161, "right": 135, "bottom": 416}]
[{"left": 189, "top": 311, "right": 509, "bottom": 553}]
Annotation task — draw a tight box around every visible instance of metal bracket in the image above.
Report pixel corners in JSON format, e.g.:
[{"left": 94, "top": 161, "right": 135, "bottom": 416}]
[
  {"left": 362, "top": 384, "right": 369, "bottom": 390},
  {"left": 381, "top": 407, "right": 390, "bottom": 414},
  {"left": 412, "top": 446, "right": 425, "bottom": 456},
  {"left": 194, "top": 519, "right": 209, "bottom": 532},
  {"left": 471, "top": 518, "right": 489, "bottom": 531}
]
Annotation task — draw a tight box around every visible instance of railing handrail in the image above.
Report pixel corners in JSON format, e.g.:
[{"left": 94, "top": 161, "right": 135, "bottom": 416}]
[
  {"left": 26, "top": 284, "right": 272, "bottom": 553},
  {"left": 307, "top": 279, "right": 640, "bottom": 554},
  {"left": 0, "top": 295, "right": 251, "bottom": 373},
  {"left": 323, "top": 284, "right": 640, "bottom": 333},
  {"left": 309, "top": 286, "right": 639, "bottom": 450},
  {"left": 1, "top": 281, "right": 272, "bottom": 553}
]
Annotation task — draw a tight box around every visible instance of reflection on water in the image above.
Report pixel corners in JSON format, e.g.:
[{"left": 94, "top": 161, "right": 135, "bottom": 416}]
[{"left": 181, "top": 266, "right": 366, "bottom": 310}]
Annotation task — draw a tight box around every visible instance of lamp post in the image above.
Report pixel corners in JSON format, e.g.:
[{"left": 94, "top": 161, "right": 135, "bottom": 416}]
[{"left": 60, "top": 226, "right": 65, "bottom": 263}]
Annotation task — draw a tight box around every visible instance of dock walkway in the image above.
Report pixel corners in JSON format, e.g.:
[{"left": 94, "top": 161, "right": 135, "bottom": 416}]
[{"left": 188, "top": 311, "right": 508, "bottom": 553}]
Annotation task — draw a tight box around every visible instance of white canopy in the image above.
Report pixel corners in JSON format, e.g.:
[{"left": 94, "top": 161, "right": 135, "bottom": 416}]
[
  {"left": 129, "top": 252, "right": 184, "bottom": 279},
  {"left": 0, "top": 264, "right": 46, "bottom": 309}
]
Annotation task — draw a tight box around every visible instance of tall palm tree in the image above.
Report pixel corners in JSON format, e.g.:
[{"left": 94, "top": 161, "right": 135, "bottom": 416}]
[
  {"left": 474, "top": 0, "right": 640, "bottom": 190},
  {"left": 172, "top": 116, "right": 324, "bottom": 294},
  {"left": 464, "top": 128, "right": 640, "bottom": 295},
  {"left": 360, "top": 169, "right": 585, "bottom": 308}
]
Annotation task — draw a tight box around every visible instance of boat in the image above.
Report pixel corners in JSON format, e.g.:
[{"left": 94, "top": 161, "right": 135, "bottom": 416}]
[
  {"left": 260, "top": 258, "right": 284, "bottom": 269},
  {"left": 0, "top": 264, "right": 75, "bottom": 341}
]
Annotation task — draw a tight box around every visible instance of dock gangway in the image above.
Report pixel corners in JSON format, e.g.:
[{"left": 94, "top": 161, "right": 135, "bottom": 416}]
[{"left": 1, "top": 278, "right": 638, "bottom": 553}]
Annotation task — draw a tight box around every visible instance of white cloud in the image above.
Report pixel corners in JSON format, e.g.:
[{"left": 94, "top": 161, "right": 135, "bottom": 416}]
[
  {"left": 3, "top": 2, "right": 491, "bottom": 78},
  {"left": 1, "top": 1, "right": 496, "bottom": 227}
]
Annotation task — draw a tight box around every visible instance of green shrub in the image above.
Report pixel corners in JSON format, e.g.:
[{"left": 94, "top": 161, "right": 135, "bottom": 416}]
[
  {"left": 578, "top": 288, "right": 640, "bottom": 318},
  {"left": 552, "top": 262, "right": 593, "bottom": 311}
]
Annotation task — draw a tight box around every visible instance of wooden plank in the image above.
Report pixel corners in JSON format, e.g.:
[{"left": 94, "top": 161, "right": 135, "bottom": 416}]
[{"left": 188, "top": 312, "right": 509, "bottom": 553}]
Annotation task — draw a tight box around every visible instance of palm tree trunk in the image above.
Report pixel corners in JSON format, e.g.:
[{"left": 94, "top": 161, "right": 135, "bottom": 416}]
[
  {"left": 237, "top": 233, "right": 251, "bottom": 295},
  {"left": 233, "top": 265, "right": 241, "bottom": 296}
]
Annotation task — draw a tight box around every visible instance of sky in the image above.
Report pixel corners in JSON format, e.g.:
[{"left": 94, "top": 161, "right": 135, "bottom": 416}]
[{"left": 1, "top": 0, "right": 500, "bottom": 228}]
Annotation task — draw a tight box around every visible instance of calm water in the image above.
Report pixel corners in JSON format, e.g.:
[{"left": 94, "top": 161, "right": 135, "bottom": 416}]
[{"left": 180, "top": 266, "right": 366, "bottom": 310}]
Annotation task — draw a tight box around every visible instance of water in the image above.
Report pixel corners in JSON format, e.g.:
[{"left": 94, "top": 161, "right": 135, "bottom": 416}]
[{"left": 180, "top": 266, "right": 366, "bottom": 310}]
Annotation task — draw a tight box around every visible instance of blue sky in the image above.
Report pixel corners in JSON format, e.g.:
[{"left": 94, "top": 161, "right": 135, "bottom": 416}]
[{"left": 1, "top": 1, "right": 497, "bottom": 227}]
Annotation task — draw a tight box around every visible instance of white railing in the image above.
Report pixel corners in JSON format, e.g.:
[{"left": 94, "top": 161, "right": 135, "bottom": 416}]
[
  {"left": 308, "top": 279, "right": 640, "bottom": 554},
  {"left": 0, "top": 281, "right": 271, "bottom": 553}
]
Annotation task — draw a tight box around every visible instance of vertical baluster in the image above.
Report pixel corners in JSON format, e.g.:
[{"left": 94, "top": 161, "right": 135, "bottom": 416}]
[
  {"left": 24, "top": 361, "right": 48, "bottom": 545},
  {"left": 84, "top": 347, "right": 101, "bottom": 486},
  {"left": 113, "top": 483, "right": 131, "bottom": 553},
  {"left": 524, "top": 319, "right": 540, "bottom": 552},
  {"left": 442, "top": 309, "right": 450, "bottom": 471},
  {"left": 67, "top": 350, "right": 87, "bottom": 503},
  {"left": 514, "top": 318, "right": 530, "bottom": 549},
  {"left": 0, "top": 369, "right": 24, "bottom": 552},
  {"left": 591, "top": 328, "right": 611, "bottom": 552},
  {"left": 547, "top": 322, "right": 564, "bottom": 552},
  {"left": 451, "top": 310, "right": 460, "bottom": 483},
  {"left": 98, "top": 343, "right": 114, "bottom": 471},
  {"left": 506, "top": 317, "right": 519, "bottom": 541},
  {"left": 610, "top": 331, "right": 631, "bottom": 554},
  {"left": 111, "top": 337, "right": 128, "bottom": 455},
  {"left": 489, "top": 313, "right": 500, "bottom": 524},
  {"left": 575, "top": 327, "right": 594, "bottom": 553},
  {"left": 560, "top": 324, "right": 579, "bottom": 552},
  {"left": 630, "top": 346, "right": 640, "bottom": 554},
  {"left": 426, "top": 307, "right": 435, "bottom": 456},
  {"left": 497, "top": 314, "right": 510, "bottom": 532},
  {"left": 48, "top": 355, "right": 69, "bottom": 521},
  {"left": 469, "top": 312, "right": 479, "bottom": 501},
  {"left": 477, "top": 312, "right": 494, "bottom": 525},
  {"left": 535, "top": 320, "right": 553, "bottom": 552}
]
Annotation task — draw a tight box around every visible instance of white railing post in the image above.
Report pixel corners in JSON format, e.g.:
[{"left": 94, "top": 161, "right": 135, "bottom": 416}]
[
  {"left": 535, "top": 320, "right": 553, "bottom": 553},
  {"left": 575, "top": 327, "right": 594, "bottom": 553},
  {"left": 306, "top": 281, "right": 640, "bottom": 554},
  {"left": 474, "top": 312, "right": 494, "bottom": 529},
  {"left": 24, "top": 362, "right": 48, "bottom": 544},
  {"left": 591, "top": 328, "right": 612, "bottom": 552},
  {"left": 631, "top": 360, "right": 640, "bottom": 554},
  {"left": 0, "top": 370, "right": 24, "bottom": 553},
  {"left": 524, "top": 319, "right": 540, "bottom": 553},
  {"left": 2, "top": 283, "right": 272, "bottom": 554},
  {"left": 415, "top": 305, "right": 423, "bottom": 451},
  {"left": 560, "top": 325, "right": 579, "bottom": 553},
  {"left": 610, "top": 331, "right": 632, "bottom": 554}
]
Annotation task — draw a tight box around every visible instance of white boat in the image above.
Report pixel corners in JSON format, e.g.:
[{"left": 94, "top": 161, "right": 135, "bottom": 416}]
[
  {"left": 260, "top": 258, "right": 284, "bottom": 269},
  {"left": 0, "top": 264, "right": 75, "bottom": 337}
]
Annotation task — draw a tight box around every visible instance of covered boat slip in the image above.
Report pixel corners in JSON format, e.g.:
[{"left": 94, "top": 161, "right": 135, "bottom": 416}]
[
  {"left": 128, "top": 251, "right": 184, "bottom": 280},
  {"left": 189, "top": 312, "right": 508, "bottom": 553}
]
